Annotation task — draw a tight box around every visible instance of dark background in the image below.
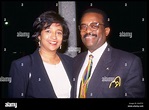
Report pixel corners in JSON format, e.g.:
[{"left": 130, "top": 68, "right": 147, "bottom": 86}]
[{"left": 1, "top": 1, "right": 147, "bottom": 99}]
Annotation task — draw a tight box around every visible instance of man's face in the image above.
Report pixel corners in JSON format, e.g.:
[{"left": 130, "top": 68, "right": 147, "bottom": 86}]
[{"left": 80, "top": 12, "right": 110, "bottom": 52}]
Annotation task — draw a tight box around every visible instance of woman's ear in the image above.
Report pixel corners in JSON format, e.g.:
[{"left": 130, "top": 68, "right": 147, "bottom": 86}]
[{"left": 38, "top": 35, "right": 41, "bottom": 41}]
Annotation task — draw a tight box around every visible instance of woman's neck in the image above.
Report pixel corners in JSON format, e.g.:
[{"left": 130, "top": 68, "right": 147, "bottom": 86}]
[{"left": 39, "top": 48, "right": 60, "bottom": 65}]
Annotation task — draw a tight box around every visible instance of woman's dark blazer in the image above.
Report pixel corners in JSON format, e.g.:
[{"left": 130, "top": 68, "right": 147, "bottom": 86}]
[{"left": 8, "top": 48, "right": 74, "bottom": 98}]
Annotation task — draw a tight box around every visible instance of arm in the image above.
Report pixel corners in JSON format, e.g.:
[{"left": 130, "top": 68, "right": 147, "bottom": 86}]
[
  {"left": 8, "top": 61, "right": 28, "bottom": 98},
  {"left": 124, "top": 56, "right": 145, "bottom": 98}
]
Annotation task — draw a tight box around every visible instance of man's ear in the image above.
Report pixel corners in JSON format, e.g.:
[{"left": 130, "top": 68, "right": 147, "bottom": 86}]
[{"left": 105, "top": 27, "right": 110, "bottom": 37}]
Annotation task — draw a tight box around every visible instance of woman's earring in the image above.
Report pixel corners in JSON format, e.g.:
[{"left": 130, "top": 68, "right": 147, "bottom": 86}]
[
  {"left": 38, "top": 41, "right": 41, "bottom": 47},
  {"left": 60, "top": 45, "right": 62, "bottom": 49}
]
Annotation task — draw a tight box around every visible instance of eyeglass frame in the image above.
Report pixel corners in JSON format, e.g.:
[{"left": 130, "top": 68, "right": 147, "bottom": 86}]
[{"left": 78, "top": 22, "right": 104, "bottom": 32}]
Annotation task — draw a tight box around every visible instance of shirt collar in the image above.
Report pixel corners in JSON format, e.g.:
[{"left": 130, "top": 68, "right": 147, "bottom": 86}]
[{"left": 87, "top": 42, "right": 108, "bottom": 57}]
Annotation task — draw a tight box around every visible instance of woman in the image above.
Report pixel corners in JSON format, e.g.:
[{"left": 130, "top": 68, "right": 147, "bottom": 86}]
[{"left": 8, "top": 11, "right": 74, "bottom": 98}]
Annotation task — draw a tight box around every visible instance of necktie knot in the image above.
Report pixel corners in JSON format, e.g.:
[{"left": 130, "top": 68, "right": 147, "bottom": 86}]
[{"left": 89, "top": 54, "right": 93, "bottom": 59}]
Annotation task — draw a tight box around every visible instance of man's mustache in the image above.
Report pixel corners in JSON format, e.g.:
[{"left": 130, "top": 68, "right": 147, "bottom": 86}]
[{"left": 83, "top": 33, "right": 97, "bottom": 38}]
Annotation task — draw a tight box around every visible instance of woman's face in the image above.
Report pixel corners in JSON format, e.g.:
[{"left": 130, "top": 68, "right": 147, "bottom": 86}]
[{"left": 38, "top": 23, "right": 63, "bottom": 52}]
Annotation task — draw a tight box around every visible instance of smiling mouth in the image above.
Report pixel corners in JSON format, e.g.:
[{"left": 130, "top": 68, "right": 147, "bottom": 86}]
[
  {"left": 47, "top": 40, "right": 57, "bottom": 45},
  {"left": 50, "top": 41, "right": 57, "bottom": 44}
]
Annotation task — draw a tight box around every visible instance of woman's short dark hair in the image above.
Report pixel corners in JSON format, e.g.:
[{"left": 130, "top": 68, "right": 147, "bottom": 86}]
[
  {"left": 81, "top": 8, "right": 109, "bottom": 28},
  {"left": 32, "top": 11, "right": 69, "bottom": 42}
]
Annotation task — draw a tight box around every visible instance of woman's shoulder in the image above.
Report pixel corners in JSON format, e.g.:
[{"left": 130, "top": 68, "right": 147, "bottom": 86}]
[{"left": 11, "top": 55, "right": 31, "bottom": 66}]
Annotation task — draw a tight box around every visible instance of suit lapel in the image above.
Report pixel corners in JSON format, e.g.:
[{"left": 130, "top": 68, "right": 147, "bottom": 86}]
[
  {"left": 73, "top": 52, "right": 87, "bottom": 97},
  {"left": 88, "top": 45, "right": 114, "bottom": 96},
  {"left": 75, "top": 52, "right": 87, "bottom": 78},
  {"left": 30, "top": 48, "right": 57, "bottom": 97}
]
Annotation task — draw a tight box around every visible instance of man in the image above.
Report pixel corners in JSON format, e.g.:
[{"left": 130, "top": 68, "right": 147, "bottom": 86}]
[{"left": 73, "top": 8, "right": 145, "bottom": 98}]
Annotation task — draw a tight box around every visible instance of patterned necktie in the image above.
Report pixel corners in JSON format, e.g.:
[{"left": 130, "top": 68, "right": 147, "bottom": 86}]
[{"left": 79, "top": 54, "right": 93, "bottom": 98}]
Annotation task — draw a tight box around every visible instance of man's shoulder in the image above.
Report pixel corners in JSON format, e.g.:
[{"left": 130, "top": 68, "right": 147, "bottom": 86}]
[
  {"left": 111, "top": 47, "right": 140, "bottom": 61},
  {"left": 74, "top": 51, "right": 87, "bottom": 59}
]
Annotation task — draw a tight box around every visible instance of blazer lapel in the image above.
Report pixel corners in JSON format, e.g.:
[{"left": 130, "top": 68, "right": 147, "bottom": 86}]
[
  {"left": 88, "top": 45, "right": 114, "bottom": 96},
  {"left": 75, "top": 52, "right": 87, "bottom": 78},
  {"left": 30, "top": 48, "right": 57, "bottom": 97},
  {"left": 73, "top": 52, "right": 87, "bottom": 97}
]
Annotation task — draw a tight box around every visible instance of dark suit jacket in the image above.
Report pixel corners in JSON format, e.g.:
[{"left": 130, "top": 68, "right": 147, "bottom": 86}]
[
  {"left": 73, "top": 45, "right": 145, "bottom": 98},
  {"left": 8, "top": 48, "right": 74, "bottom": 98}
]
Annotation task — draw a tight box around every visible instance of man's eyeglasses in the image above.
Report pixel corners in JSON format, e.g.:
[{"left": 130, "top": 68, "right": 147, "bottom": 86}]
[{"left": 78, "top": 22, "right": 104, "bottom": 32}]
